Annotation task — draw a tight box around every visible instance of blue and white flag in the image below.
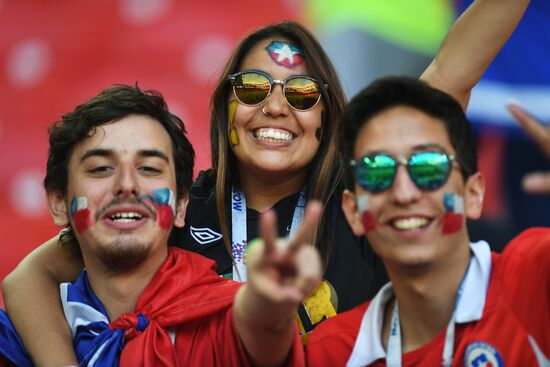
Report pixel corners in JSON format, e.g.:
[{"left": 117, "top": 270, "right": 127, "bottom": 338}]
[
  {"left": 60, "top": 271, "right": 125, "bottom": 367},
  {"left": 0, "top": 310, "right": 32, "bottom": 367}
]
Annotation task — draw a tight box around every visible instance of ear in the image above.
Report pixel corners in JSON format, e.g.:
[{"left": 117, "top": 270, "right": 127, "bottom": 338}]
[
  {"left": 464, "top": 172, "right": 485, "bottom": 220},
  {"left": 174, "top": 193, "right": 189, "bottom": 228},
  {"left": 47, "top": 190, "right": 69, "bottom": 227},
  {"left": 341, "top": 190, "right": 366, "bottom": 237}
]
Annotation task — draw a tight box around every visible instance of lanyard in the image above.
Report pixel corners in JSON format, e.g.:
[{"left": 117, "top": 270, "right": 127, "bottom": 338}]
[
  {"left": 386, "top": 258, "right": 472, "bottom": 367},
  {"left": 231, "top": 186, "right": 306, "bottom": 281}
]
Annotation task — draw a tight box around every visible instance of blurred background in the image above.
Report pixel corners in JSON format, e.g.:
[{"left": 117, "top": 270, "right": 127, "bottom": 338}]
[{"left": 0, "top": 0, "right": 548, "bottom": 305}]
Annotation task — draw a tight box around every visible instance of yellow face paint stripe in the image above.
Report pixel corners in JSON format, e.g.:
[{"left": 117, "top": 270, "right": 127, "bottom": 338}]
[{"left": 228, "top": 100, "right": 239, "bottom": 146}]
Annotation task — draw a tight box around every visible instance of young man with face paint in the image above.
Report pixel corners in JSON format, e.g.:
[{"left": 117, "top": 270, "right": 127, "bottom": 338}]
[
  {"left": 306, "top": 77, "right": 550, "bottom": 366},
  {"left": 0, "top": 85, "right": 322, "bottom": 367}
]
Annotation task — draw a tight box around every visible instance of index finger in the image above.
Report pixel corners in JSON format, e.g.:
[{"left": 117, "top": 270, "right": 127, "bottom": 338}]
[
  {"left": 507, "top": 103, "right": 550, "bottom": 151},
  {"left": 288, "top": 200, "right": 323, "bottom": 252}
]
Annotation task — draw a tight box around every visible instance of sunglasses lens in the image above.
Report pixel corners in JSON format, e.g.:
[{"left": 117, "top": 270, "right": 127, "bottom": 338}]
[
  {"left": 355, "top": 154, "right": 396, "bottom": 192},
  {"left": 409, "top": 152, "right": 451, "bottom": 190},
  {"left": 284, "top": 77, "right": 321, "bottom": 110},
  {"left": 233, "top": 72, "right": 271, "bottom": 106}
]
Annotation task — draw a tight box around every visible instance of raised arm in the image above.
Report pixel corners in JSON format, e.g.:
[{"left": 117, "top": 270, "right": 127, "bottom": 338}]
[
  {"left": 421, "top": 0, "right": 530, "bottom": 110},
  {"left": 234, "top": 202, "right": 322, "bottom": 367},
  {"left": 2, "top": 235, "right": 84, "bottom": 366}
]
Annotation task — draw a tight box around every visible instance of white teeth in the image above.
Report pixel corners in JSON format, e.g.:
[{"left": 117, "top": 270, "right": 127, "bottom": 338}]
[
  {"left": 110, "top": 212, "right": 143, "bottom": 222},
  {"left": 254, "top": 128, "right": 294, "bottom": 142},
  {"left": 393, "top": 217, "right": 429, "bottom": 231}
]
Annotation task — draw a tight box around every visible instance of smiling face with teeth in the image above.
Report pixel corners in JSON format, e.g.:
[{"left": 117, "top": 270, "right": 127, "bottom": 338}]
[
  {"left": 49, "top": 115, "right": 187, "bottom": 274},
  {"left": 342, "top": 106, "right": 485, "bottom": 271},
  {"left": 229, "top": 38, "right": 323, "bottom": 183}
]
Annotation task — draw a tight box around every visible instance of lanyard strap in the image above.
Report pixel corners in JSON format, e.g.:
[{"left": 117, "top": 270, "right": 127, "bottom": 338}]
[
  {"left": 386, "top": 258, "right": 472, "bottom": 367},
  {"left": 231, "top": 186, "right": 306, "bottom": 281}
]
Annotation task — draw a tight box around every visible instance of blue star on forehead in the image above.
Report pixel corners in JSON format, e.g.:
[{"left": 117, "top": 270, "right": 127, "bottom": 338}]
[{"left": 265, "top": 41, "right": 304, "bottom": 69}]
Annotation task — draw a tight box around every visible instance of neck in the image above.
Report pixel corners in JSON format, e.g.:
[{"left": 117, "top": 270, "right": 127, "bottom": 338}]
[
  {"left": 382, "top": 240, "right": 471, "bottom": 353},
  {"left": 84, "top": 247, "right": 168, "bottom": 321},
  {"left": 238, "top": 166, "right": 306, "bottom": 212}
]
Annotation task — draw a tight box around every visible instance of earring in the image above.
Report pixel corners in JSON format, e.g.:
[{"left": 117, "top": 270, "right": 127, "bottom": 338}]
[{"left": 228, "top": 100, "right": 239, "bottom": 146}]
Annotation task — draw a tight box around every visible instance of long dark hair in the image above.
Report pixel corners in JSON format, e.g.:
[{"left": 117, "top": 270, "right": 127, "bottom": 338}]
[{"left": 209, "top": 20, "right": 347, "bottom": 268}]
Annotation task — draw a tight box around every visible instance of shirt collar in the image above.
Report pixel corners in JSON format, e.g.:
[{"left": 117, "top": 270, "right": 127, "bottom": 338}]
[{"left": 346, "top": 240, "right": 492, "bottom": 367}]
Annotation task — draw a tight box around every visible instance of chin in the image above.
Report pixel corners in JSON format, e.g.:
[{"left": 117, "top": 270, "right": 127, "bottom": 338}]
[
  {"left": 381, "top": 246, "right": 436, "bottom": 271},
  {"left": 398, "top": 257, "right": 433, "bottom": 270},
  {"left": 97, "top": 239, "right": 151, "bottom": 274}
]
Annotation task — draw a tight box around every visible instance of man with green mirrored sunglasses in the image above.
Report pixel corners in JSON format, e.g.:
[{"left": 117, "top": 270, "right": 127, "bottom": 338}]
[{"left": 307, "top": 76, "right": 550, "bottom": 366}]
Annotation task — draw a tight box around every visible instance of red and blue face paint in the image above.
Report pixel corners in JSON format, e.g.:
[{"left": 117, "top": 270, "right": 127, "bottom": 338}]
[
  {"left": 442, "top": 192, "right": 464, "bottom": 235},
  {"left": 357, "top": 194, "right": 378, "bottom": 232},
  {"left": 70, "top": 196, "right": 93, "bottom": 233},
  {"left": 138, "top": 188, "right": 176, "bottom": 230},
  {"left": 265, "top": 41, "right": 304, "bottom": 69}
]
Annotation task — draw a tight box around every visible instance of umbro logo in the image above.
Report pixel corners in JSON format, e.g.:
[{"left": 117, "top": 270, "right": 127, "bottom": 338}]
[{"left": 190, "top": 226, "right": 223, "bottom": 245}]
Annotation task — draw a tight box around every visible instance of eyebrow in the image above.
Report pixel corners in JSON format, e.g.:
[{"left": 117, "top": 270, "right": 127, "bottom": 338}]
[
  {"left": 361, "top": 143, "right": 447, "bottom": 157},
  {"left": 80, "top": 149, "right": 114, "bottom": 163},
  {"left": 138, "top": 149, "right": 170, "bottom": 163},
  {"left": 79, "top": 149, "right": 170, "bottom": 163},
  {"left": 412, "top": 143, "right": 446, "bottom": 152}
]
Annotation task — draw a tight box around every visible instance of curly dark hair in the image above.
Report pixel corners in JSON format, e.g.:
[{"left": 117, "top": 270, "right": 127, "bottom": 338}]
[{"left": 44, "top": 84, "right": 195, "bottom": 247}]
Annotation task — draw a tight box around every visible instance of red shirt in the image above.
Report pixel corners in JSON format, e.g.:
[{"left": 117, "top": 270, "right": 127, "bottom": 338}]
[
  {"left": 60, "top": 247, "right": 305, "bottom": 366},
  {"left": 306, "top": 228, "right": 550, "bottom": 366}
]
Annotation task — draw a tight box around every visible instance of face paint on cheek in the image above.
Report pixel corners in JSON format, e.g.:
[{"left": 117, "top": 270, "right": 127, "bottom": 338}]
[
  {"left": 357, "top": 194, "right": 378, "bottom": 232},
  {"left": 316, "top": 110, "right": 325, "bottom": 142},
  {"left": 70, "top": 197, "right": 93, "bottom": 233},
  {"left": 442, "top": 192, "right": 464, "bottom": 235},
  {"left": 143, "top": 188, "right": 176, "bottom": 230},
  {"left": 265, "top": 41, "right": 304, "bottom": 69},
  {"left": 228, "top": 100, "right": 239, "bottom": 146}
]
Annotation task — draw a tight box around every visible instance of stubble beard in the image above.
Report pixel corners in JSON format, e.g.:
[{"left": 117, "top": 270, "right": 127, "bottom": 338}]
[{"left": 96, "top": 238, "right": 151, "bottom": 275}]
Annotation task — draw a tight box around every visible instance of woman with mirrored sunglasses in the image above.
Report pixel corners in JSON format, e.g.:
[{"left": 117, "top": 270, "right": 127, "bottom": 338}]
[
  {"left": 181, "top": 22, "right": 378, "bottom": 339},
  {"left": 3, "top": 0, "right": 531, "bottom": 363}
]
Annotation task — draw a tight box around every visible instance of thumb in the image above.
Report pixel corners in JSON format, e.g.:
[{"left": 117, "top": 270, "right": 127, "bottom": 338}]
[{"left": 522, "top": 172, "right": 550, "bottom": 194}]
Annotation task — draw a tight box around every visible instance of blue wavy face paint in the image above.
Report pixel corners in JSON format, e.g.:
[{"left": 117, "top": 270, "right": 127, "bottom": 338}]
[{"left": 138, "top": 188, "right": 176, "bottom": 229}]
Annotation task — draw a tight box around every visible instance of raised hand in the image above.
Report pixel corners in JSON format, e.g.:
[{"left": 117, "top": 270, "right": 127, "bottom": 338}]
[
  {"left": 508, "top": 103, "right": 550, "bottom": 194},
  {"left": 233, "top": 201, "right": 323, "bottom": 367},
  {"left": 247, "top": 201, "right": 323, "bottom": 305}
]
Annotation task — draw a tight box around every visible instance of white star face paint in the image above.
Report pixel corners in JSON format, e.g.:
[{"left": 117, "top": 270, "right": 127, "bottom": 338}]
[
  {"left": 265, "top": 41, "right": 304, "bottom": 69},
  {"left": 442, "top": 192, "right": 464, "bottom": 235},
  {"left": 357, "top": 193, "right": 378, "bottom": 232}
]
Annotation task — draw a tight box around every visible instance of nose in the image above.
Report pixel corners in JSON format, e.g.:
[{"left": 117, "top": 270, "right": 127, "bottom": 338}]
[
  {"left": 390, "top": 165, "right": 421, "bottom": 205},
  {"left": 115, "top": 165, "right": 140, "bottom": 199},
  {"left": 262, "top": 82, "right": 290, "bottom": 117}
]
